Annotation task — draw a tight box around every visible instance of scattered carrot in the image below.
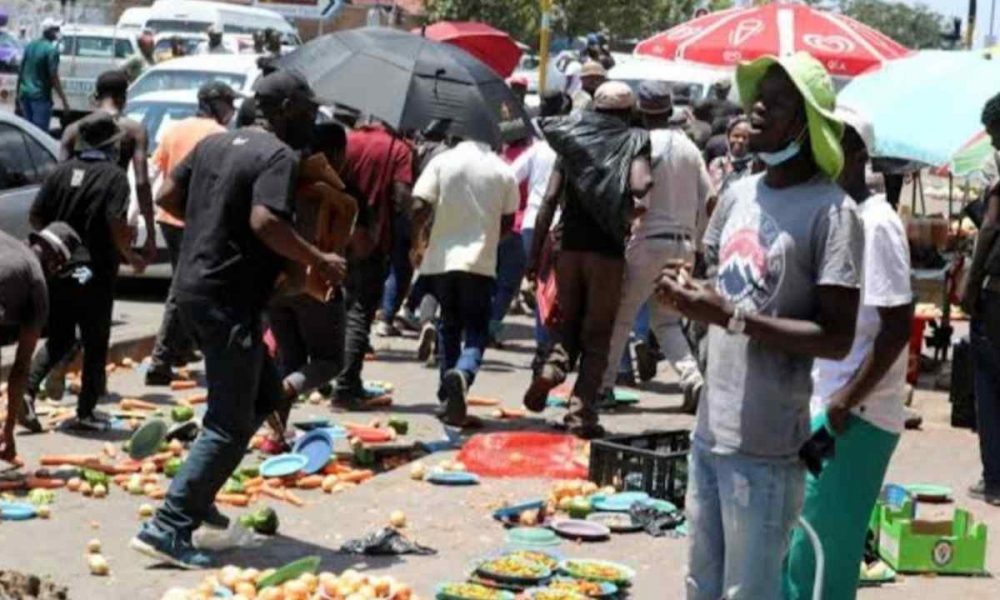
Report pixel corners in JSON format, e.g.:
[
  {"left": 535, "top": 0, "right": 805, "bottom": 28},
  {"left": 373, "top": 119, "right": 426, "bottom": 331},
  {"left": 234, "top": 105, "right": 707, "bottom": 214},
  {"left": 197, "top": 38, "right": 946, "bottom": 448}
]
[
  {"left": 264, "top": 478, "right": 285, "bottom": 489},
  {"left": 120, "top": 398, "right": 159, "bottom": 411},
  {"left": 0, "top": 480, "right": 26, "bottom": 491},
  {"left": 296, "top": 475, "right": 323, "bottom": 490},
  {"left": 467, "top": 396, "right": 501, "bottom": 407},
  {"left": 169, "top": 380, "right": 197, "bottom": 391},
  {"left": 39, "top": 454, "right": 101, "bottom": 467},
  {"left": 113, "top": 474, "right": 132, "bottom": 485},
  {"left": 147, "top": 487, "right": 166, "bottom": 500},
  {"left": 339, "top": 469, "right": 374, "bottom": 484},
  {"left": 322, "top": 462, "right": 352, "bottom": 475},
  {"left": 243, "top": 476, "right": 264, "bottom": 488},
  {"left": 216, "top": 493, "right": 250, "bottom": 507},
  {"left": 284, "top": 491, "right": 305, "bottom": 507},
  {"left": 26, "top": 477, "right": 65, "bottom": 489},
  {"left": 182, "top": 393, "right": 207, "bottom": 405},
  {"left": 493, "top": 407, "right": 526, "bottom": 419},
  {"left": 259, "top": 486, "right": 286, "bottom": 502},
  {"left": 102, "top": 442, "right": 117, "bottom": 458}
]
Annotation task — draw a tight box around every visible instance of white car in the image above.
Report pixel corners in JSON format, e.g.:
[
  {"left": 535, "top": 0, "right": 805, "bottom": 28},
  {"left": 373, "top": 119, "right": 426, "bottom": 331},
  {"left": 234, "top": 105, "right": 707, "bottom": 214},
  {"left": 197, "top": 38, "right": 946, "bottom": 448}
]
[
  {"left": 609, "top": 56, "right": 734, "bottom": 106},
  {"left": 57, "top": 25, "right": 140, "bottom": 118},
  {"left": 128, "top": 54, "right": 262, "bottom": 101}
]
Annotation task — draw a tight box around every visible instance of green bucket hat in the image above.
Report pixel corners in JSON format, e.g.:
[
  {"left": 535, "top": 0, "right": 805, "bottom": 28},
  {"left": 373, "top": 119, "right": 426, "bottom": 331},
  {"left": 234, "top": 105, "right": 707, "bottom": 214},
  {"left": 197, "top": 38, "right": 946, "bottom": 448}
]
[{"left": 736, "top": 52, "right": 845, "bottom": 180}]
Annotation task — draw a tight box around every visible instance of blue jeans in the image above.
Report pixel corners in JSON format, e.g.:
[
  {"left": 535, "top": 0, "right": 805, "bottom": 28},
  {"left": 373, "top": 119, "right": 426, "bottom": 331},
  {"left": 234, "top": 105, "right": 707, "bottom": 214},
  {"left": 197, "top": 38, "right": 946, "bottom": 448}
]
[
  {"left": 972, "top": 297, "right": 1000, "bottom": 491},
  {"left": 153, "top": 296, "right": 280, "bottom": 539},
  {"left": 618, "top": 302, "right": 651, "bottom": 374},
  {"left": 491, "top": 232, "right": 527, "bottom": 324},
  {"left": 380, "top": 211, "right": 413, "bottom": 322},
  {"left": 428, "top": 272, "right": 493, "bottom": 393},
  {"left": 19, "top": 98, "right": 53, "bottom": 133},
  {"left": 685, "top": 441, "right": 805, "bottom": 600}
]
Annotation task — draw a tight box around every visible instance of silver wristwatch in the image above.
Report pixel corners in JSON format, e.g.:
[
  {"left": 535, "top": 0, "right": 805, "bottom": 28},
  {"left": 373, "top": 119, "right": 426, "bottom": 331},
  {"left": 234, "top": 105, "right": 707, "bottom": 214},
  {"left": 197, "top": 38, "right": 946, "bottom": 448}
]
[{"left": 726, "top": 307, "right": 746, "bottom": 335}]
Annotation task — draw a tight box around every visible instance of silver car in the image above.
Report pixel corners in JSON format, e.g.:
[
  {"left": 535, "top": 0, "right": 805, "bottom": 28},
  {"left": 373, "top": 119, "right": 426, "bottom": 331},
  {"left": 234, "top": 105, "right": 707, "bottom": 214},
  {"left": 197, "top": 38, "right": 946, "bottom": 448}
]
[
  {"left": 57, "top": 25, "right": 138, "bottom": 118},
  {"left": 0, "top": 110, "right": 59, "bottom": 241}
]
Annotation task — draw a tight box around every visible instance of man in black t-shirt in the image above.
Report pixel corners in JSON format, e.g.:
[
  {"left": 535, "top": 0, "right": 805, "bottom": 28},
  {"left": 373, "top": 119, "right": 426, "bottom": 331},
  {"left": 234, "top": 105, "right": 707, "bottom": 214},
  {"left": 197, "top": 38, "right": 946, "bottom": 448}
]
[
  {"left": 26, "top": 113, "right": 143, "bottom": 431},
  {"left": 131, "top": 71, "right": 346, "bottom": 570}
]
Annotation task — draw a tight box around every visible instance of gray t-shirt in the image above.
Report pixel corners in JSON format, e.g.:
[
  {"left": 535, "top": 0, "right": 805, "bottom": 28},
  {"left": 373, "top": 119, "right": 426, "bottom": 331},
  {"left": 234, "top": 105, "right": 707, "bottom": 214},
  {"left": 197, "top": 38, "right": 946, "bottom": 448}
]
[
  {"left": 0, "top": 230, "right": 48, "bottom": 334},
  {"left": 699, "top": 173, "right": 863, "bottom": 458}
]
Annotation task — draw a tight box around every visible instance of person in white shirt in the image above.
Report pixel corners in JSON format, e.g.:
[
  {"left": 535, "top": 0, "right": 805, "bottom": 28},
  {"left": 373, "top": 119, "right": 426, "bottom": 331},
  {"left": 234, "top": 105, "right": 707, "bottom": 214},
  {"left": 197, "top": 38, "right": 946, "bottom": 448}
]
[
  {"left": 411, "top": 140, "right": 519, "bottom": 427},
  {"left": 600, "top": 81, "right": 712, "bottom": 407},
  {"left": 783, "top": 107, "right": 914, "bottom": 600}
]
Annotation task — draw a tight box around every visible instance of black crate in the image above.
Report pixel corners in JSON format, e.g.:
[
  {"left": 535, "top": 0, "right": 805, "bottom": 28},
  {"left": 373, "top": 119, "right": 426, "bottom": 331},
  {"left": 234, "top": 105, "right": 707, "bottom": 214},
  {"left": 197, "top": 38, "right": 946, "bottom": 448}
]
[{"left": 589, "top": 430, "right": 691, "bottom": 508}]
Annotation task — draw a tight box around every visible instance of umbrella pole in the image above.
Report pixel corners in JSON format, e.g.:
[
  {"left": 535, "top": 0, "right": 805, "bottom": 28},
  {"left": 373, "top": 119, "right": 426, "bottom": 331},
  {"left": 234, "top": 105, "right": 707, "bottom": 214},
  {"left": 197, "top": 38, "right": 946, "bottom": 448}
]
[{"left": 539, "top": 0, "right": 552, "bottom": 94}]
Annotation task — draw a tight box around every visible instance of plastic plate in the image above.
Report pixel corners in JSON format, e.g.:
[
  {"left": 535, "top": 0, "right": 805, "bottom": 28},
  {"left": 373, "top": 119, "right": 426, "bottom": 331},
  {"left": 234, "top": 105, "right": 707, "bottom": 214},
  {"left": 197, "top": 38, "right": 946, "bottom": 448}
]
[
  {"left": 591, "top": 492, "right": 650, "bottom": 513},
  {"left": 493, "top": 500, "right": 545, "bottom": 523},
  {"left": 586, "top": 512, "right": 642, "bottom": 533},
  {"left": 128, "top": 418, "right": 168, "bottom": 460},
  {"left": 259, "top": 453, "right": 309, "bottom": 479},
  {"left": 549, "top": 518, "right": 611, "bottom": 541},
  {"left": 476, "top": 556, "right": 552, "bottom": 585},
  {"left": 436, "top": 582, "right": 515, "bottom": 600},
  {"left": 257, "top": 556, "right": 321, "bottom": 590},
  {"left": 0, "top": 501, "right": 37, "bottom": 521},
  {"left": 292, "top": 429, "right": 334, "bottom": 475},
  {"left": 557, "top": 559, "right": 636, "bottom": 586},
  {"left": 506, "top": 527, "right": 562, "bottom": 548},
  {"left": 426, "top": 471, "right": 480, "bottom": 486}
]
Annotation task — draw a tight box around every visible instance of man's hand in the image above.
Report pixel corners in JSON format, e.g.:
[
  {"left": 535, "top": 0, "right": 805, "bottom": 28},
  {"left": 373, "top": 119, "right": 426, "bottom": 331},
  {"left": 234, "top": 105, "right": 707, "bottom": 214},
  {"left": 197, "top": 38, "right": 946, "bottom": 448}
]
[
  {"left": 655, "top": 259, "right": 731, "bottom": 327},
  {"left": 313, "top": 252, "right": 347, "bottom": 287},
  {"left": 825, "top": 390, "right": 853, "bottom": 435},
  {"left": 125, "top": 250, "right": 147, "bottom": 275},
  {"left": 142, "top": 222, "right": 157, "bottom": 264}
]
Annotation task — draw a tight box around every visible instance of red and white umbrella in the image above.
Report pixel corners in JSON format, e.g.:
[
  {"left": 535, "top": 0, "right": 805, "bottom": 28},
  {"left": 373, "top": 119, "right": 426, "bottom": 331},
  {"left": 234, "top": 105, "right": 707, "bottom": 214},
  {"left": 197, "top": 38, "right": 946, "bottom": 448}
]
[{"left": 635, "top": 1, "right": 911, "bottom": 78}]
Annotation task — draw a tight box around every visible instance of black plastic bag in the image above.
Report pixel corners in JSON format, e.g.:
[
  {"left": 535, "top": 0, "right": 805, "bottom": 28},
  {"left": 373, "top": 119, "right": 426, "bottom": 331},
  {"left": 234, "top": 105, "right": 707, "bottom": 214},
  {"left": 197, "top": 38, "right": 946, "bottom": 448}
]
[
  {"left": 541, "top": 112, "right": 650, "bottom": 245},
  {"left": 629, "top": 503, "right": 685, "bottom": 538},
  {"left": 339, "top": 527, "right": 437, "bottom": 556}
]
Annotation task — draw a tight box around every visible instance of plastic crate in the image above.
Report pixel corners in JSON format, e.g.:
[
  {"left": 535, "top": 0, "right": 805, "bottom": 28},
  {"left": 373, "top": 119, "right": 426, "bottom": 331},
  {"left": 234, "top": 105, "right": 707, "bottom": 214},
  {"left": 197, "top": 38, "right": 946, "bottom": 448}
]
[{"left": 588, "top": 430, "right": 691, "bottom": 508}]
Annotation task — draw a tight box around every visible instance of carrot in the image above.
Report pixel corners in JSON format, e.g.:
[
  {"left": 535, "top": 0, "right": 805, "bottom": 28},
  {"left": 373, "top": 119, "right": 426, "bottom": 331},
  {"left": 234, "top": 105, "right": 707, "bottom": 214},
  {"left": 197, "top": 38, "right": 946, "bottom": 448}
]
[
  {"left": 140, "top": 474, "right": 160, "bottom": 485},
  {"left": 493, "top": 407, "right": 526, "bottom": 419},
  {"left": 26, "top": 477, "right": 65, "bottom": 489},
  {"left": 39, "top": 454, "right": 101, "bottom": 466},
  {"left": 113, "top": 473, "right": 132, "bottom": 485},
  {"left": 467, "top": 396, "right": 501, "bottom": 407},
  {"left": 322, "top": 462, "right": 352, "bottom": 475},
  {"left": 296, "top": 475, "right": 324, "bottom": 489},
  {"left": 259, "top": 486, "right": 286, "bottom": 502},
  {"left": 0, "top": 480, "right": 26, "bottom": 491},
  {"left": 183, "top": 393, "right": 207, "bottom": 405},
  {"left": 102, "top": 442, "right": 118, "bottom": 459},
  {"left": 339, "top": 469, "right": 374, "bottom": 484},
  {"left": 216, "top": 493, "right": 250, "bottom": 507},
  {"left": 147, "top": 487, "right": 166, "bottom": 500},
  {"left": 120, "top": 398, "right": 159, "bottom": 411},
  {"left": 170, "top": 380, "right": 197, "bottom": 391},
  {"left": 149, "top": 451, "right": 176, "bottom": 466},
  {"left": 264, "top": 478, "right": 284, "bottom": 488},
  {"left": 114, "top": 459, "right": 143, "bottom": 473},
  {"left": 284, "top": 491, "right": 305, "bottom": 507},
  {"left": 243, "top": 476, "right": 264, "bottom": 488}
]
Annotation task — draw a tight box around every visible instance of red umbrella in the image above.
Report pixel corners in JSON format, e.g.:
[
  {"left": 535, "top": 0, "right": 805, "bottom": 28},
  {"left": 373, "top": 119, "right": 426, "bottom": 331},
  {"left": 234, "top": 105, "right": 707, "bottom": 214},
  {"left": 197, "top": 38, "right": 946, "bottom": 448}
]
[
  {"left": 417, "top": 21, "right": 522, "bottom": 78},
  {"left": 635, "top": 2, "right": 911, "bottom": 78}
]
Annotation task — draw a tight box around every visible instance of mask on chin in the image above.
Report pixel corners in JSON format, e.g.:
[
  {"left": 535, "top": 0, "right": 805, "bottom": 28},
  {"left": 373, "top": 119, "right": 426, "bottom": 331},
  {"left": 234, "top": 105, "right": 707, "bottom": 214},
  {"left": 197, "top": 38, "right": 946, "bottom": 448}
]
[{"left": 757, "top": 128, "right": 806, "bottom": 167}]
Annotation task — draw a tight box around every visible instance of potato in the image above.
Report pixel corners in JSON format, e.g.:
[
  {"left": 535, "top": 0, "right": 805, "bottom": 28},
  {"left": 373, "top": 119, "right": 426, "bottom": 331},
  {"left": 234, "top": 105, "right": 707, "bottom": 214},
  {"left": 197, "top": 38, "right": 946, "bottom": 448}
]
[
  {"left": 37, "top": 505, "right": 51, "bottom": 519},
  {"left": 86, "top": 538, "right": 101, "bottom": 554},
  {"left": 322, "top": 475, "right": 338, "bottom": 493},
  {"left": 219, "top": 565, "right": 242, "bottom": 589},
  {"left": 409, "top": 462, "right": 426, "bottom": 481},
  {"left": 234, "top": 581, "right": 257, "bottom": 598},
  {"left": 299, "top": 572, "right": 318, "bottom": 593},
  {"left": 79, "top": 481, "right": 93, "bottom": 496},
  {"left": 93, "top": 483, "right": 107, "bottom": 499},
  {"left": 308, "top": 391, "right": 324, "bottom": 404},
  {"left": 139, "top": 503, "right": 155, "bottom": 519},
  {"left": 168, "top": 439, "right": 184, "bottom": 456},
  {"left": 141, "top": 461, "right": 157, "bottom": 475},
  {"left": 87, "top": 553, "right": 109, "bottom": 576},
  {"left": 389, "top": 510, "right": 407, "bottom": 528},
  {"left": 67, "top": 477, "right": 82, "bottom": 492}
]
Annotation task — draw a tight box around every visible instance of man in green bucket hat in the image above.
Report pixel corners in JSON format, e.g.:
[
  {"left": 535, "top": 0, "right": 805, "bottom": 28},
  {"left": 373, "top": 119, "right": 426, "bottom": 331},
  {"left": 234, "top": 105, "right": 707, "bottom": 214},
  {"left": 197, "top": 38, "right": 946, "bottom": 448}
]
[{"left": 656, "top": 52, "right": 864, "bottom": 598}]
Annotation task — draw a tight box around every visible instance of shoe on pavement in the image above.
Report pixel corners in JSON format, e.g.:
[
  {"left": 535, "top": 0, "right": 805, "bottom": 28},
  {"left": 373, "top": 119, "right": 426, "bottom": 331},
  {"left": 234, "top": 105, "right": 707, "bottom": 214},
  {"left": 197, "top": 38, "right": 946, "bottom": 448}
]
[
  {"left": 72, "top": 413, "right": 112, "bottom": 431},
  {"left": 373, "top": 320, "right": 401, "bottom": 338},
  {"left": 131, "top": 522, "right": 213, "bottom": 570},
  {"left": 203, "top": 505, "right": 230, "bottom": 530},
  {"left": 439, "top": 369, "right": 468, "bottom": 426},
  {"left": 523, "top": 365, "right": 562, "bottom": 413},
  {"left": 394, "top": 310, "right": 419, "bottom": 332},
  {"left": 597, "top": 389, "right": 618, "bottom": 412},
  {"left": 968, "top": 480, "right": 1000, "bottom": 505},
  {"left": 18, "top": 395, "right": 43, "bottom": 433},
  {"left": 145, "top": 364, "right": 175, "bottom": 386},
  {"left": 615, "top": 369, "right": 637, "bottom": 389},
  {"left": 634, "top": 340, "right": 657, "bottom": 383},
  {"left": 173, "top": 349, "right": 202, "bottom": 367},
  {"left": 903, "top": 406, "right": 923, "bottom": 430},
  {"left": 417, "top": 323, "right": 437, "bottom": 362}
]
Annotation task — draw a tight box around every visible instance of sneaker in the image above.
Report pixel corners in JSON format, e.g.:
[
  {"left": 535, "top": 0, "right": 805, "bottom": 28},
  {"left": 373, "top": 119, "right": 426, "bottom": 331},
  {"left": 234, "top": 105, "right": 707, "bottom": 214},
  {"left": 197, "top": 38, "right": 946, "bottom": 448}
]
[
  {"left": 523, "top": 365, "right": 562, "bottom": 413},
  {"left": 615, "top": 369, "right": 637, "bottom": 388},
  {"left": 634, "top": 340, "right": 657, "bottom": 383},
  {"left": 439, "top": 369, "right": 468, "bottom": 426},
  {"left": 969, "top": 480, "right": 1000, "bottom": 506},
  {"left": 903, "top": 407, "right": 923, "bottom": 430},
  {"left": 131, "top": 522, "right": 213, "bottom": 570},
  {"left": 395, "top": 309, "right": 419, "bottom": 332},
  {"left": 173, "top": 349, "right": 202, "bottom": 367},
  {"left": 417, "top": 323, "right": 437, "bottom": 362},
  {"left": 72, "top": 413, "right": 112, "bottom": 431},
  {"left": 18, "top": 395, "right": 43, "bottom": 433},
  {"left": 374, "top": 320, "right": 401, "bottom": 338},
  {"left": 597, "top": 389, "right": 618, "bottom": 412},
  {"left": 203, "top": 505, "right": 230, "bottom": 530},
  {"left": 145, "top": 364, "right": 175, "bottom": 386}
]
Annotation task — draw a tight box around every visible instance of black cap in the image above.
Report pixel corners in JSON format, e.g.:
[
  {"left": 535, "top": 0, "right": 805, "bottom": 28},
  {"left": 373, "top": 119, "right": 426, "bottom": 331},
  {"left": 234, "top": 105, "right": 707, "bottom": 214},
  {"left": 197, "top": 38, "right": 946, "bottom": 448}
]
[
  {"left": 638, "top": 80, "right": 673, "bottom": 115},
  {"left": 255, "top": 70, "right": 320, "bottom": 105},
  {"left": 75, "top": 112, "right": 126, "bottom": 152},
  {"left": 198, "top": 81, "right": 238, "bottom": 102},
  {"left": 29, "top": 222, "right": 89, "bottom": 266},
  {"left": 95, "top": 70, "right": 130, "bottom": 98}
]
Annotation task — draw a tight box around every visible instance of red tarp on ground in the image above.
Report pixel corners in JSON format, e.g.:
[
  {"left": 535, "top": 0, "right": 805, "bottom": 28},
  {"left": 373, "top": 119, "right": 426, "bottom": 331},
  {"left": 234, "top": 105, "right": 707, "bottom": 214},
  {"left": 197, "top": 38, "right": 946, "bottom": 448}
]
[{"left": 458, "top": 431, "right": 589, "bottom": 479}]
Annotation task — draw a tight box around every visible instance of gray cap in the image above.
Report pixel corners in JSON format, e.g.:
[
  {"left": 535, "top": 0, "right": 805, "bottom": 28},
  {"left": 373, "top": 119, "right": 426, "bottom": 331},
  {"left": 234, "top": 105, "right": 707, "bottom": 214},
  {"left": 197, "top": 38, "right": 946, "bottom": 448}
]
[{"left": 638, "top": 80, "right": 673, "bottom": 115}]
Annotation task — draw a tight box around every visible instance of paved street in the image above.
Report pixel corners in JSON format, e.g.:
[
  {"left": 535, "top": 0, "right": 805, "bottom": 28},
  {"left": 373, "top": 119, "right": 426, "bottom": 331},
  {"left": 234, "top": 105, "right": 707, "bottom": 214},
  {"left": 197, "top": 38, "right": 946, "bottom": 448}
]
[{"left": 0, "top": 294, "right": 998, "bottom": 598}]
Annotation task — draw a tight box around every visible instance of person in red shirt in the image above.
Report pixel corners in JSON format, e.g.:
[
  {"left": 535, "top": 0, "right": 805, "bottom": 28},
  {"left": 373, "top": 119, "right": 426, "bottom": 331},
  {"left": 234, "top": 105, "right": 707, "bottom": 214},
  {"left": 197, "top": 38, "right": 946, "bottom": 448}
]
[{"left": 335, "top": 121, "right": 414, "bottom": 407}]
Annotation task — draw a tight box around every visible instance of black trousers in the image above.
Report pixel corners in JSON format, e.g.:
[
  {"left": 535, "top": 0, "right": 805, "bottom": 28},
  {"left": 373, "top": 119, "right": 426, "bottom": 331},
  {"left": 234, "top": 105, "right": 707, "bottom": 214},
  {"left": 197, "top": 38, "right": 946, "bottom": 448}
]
[
  {"left": 150, "top": 223, "right": 195, "bottom": 368},
  {"left": 27, "top": 273, "right": 116, "bottom": 418},
  {"left": 335, "top": 252, "right": 388, "bottom": 396}
]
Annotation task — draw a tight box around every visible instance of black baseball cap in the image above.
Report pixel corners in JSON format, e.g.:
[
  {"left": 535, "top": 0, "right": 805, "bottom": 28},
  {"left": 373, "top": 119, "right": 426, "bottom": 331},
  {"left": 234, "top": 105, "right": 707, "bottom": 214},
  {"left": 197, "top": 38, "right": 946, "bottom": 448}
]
[
  {"left": 29, "top": 222, "right": 89, "bottom": 266},
  {"left": 638, "top": 80, "right": 673, "bottom": 115},
  {"left": 95, "top": 70, "right": 130, "bottom": 98},
  {"left": 74, "top": 112, "right": 126, "bottom": 152},
  {"left": 197, "top": 81, "right": 238, "bottom": 102},
  {"left": 254, "top": 70, "right": 321, "bottom": 106}
]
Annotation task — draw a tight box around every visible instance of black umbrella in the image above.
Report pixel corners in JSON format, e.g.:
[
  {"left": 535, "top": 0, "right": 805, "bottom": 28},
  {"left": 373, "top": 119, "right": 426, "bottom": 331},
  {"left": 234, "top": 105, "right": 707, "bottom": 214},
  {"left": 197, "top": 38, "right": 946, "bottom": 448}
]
[{"left": 278, "top": 27, "right": 530, "bottom": 147}]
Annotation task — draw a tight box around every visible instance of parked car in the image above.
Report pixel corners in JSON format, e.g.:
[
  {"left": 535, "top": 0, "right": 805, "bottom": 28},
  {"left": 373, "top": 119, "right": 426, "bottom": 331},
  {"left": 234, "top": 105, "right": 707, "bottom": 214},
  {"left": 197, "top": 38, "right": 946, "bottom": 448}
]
[
  {"left": 0, "top": 29, "right": 23, "bottom": 73},
  {"left": 0, "top": 111, "right": 59, "bottom": 242},
  {"left": 58, "top": 25, "right": 139, "bottom": 119},
  {"left": 608, "top": 56, "right": 733, "bottom": 106},
  {"left": 142, "top": 0, "right": 301, "bottom": 48},
  {"left": 152, "top": 31, "right": 240, "bottom": 62},
  {"left": 128, "top": 54, "right": 261, "bottom": 101}
]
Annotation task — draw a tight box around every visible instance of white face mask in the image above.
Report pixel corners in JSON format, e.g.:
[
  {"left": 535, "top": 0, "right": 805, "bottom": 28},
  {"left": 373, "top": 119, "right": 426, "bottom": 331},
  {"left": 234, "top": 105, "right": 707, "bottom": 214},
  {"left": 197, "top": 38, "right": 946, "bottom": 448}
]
[{"left": 757, "top": 128, "right": 806, "bottom": 167}]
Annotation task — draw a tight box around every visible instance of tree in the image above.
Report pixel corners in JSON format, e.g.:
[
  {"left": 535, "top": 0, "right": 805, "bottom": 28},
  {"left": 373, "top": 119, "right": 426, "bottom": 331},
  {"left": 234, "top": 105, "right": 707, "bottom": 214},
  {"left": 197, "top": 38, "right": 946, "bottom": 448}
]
[
  {"left": 838, "top": 0, "right": 947, "bottom": 50},
  {"left": 423, "top": 0, "right": 541, "bottom": 43}
]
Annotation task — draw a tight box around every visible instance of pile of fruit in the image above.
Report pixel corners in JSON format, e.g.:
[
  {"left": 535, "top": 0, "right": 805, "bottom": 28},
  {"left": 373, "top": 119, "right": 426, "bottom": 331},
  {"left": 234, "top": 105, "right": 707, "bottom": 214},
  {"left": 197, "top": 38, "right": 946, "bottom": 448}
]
[
  {"left": 162, "top": 566, "right": 419, "bottom": 600},
  {"left": 545, "top": 480, "right": 616, "bottom": 517}
]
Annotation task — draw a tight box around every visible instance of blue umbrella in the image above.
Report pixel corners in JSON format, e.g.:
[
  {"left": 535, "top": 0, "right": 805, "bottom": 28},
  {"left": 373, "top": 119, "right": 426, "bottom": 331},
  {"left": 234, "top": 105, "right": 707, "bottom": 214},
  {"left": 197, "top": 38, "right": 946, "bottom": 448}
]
[{"left": 838, "top": 50, "right": 1000, "bottom": 167}]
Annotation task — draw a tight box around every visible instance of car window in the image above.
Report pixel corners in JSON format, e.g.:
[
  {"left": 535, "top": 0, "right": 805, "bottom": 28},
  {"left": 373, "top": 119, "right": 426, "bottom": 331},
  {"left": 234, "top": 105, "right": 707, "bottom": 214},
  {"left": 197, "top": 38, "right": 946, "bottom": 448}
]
[
  {"left": 115, "top": 38, "right": 135, "bottom": 59},
  {"left": 0, "top": 123, "right": 43, "bottom": 190},
  {"left": 126, "top": 102, "right": 199, "bottom": 154},
  {"left": 59, "top": 35, "right": 76, "bottom": 56},
  {"left": 76, "top": 36, "right": 117, "bottom": 58},
  {"left": 146, "top": 19, "right": 214, "bottom": 34},
  {"left": 130, "top": 70, "right": 246, "bottom": 98},
  {"left": 23, "top": 132, "right": 57, "bottom": 182}
]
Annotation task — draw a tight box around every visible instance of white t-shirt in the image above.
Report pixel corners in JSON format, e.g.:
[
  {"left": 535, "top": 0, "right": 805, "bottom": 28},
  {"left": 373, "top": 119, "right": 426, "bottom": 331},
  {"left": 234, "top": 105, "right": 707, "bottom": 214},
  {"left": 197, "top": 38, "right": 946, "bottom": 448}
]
[
  {"left": 633, "top": 129, "right": 714, "bottom": 244},
  {"left": 512, "top": 141, "right": 557, "bottom": 231},
  {"left": 413, "top": 141, "right": 519, "bottom": 278},
  {"left": 811, "top": 193, "right": 913, "bottom": 434}
]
